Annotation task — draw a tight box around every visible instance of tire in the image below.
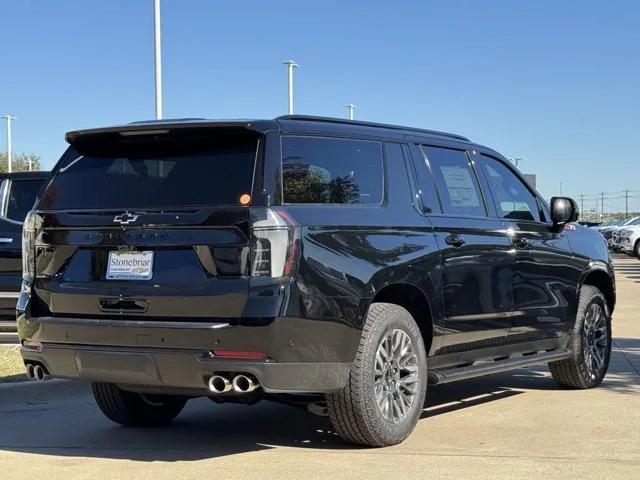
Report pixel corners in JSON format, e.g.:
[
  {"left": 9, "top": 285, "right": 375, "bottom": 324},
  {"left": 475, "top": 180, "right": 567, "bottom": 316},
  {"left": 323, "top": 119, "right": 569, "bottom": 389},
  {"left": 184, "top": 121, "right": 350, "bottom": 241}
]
[
  {"left": 92, "top": 382, "right": 187, "bottom": 427},
  {"left": 634, "top": 240, "right": 640, "bottom": 259},
  {"left": 325, "top": 302, "right": 428, "bottom": 447},
  {"left": 548, "top": 285, "right": 612, "bottom": 389}
]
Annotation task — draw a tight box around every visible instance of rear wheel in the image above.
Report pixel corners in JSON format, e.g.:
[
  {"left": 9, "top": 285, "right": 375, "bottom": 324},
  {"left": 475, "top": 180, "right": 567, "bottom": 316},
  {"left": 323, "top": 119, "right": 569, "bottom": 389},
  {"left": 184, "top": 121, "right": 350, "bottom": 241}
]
[
  {"left": 634, "top": 240, "right": 640, "bottom": 258},
  {"left": 92, "top": 382, "right": 187, "bottom": 427},
  {"left": 548, "top": 285, "right": 611, "bottom": 389},
  {"left": 325, "top": 303, "right": 428, "bottom": 447}
]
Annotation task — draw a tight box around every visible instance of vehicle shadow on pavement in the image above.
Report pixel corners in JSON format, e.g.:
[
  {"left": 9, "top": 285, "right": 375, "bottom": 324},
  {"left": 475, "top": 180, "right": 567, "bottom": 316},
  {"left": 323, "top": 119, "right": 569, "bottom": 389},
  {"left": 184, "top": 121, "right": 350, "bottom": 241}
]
[{"left": 0, "top": 338, "right": 637, "bottom": 461}]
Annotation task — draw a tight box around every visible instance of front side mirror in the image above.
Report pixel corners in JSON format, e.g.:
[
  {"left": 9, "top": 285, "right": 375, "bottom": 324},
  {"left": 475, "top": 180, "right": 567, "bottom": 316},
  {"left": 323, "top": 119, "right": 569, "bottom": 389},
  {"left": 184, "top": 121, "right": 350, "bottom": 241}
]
[{"left": 550, "top": 196, "right": 579, "bottom": 225}]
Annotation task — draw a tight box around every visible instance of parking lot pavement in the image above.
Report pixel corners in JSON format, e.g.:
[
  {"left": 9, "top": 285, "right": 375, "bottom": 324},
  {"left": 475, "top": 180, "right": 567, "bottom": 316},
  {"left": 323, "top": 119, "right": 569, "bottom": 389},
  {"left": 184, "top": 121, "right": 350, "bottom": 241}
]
[{"left": 0, "top": 258, "right": 639, "bottom": 480}]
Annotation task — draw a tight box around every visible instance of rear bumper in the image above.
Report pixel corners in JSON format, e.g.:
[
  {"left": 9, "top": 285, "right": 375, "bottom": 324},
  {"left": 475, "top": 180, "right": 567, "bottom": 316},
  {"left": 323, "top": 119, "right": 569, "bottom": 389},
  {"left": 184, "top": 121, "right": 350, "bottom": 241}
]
[
  {"left": 20, "top": 343, "right": 351, "bottom": 394},
  {"left": 17, "top": 312, "right": 359, "bottom": 394}
]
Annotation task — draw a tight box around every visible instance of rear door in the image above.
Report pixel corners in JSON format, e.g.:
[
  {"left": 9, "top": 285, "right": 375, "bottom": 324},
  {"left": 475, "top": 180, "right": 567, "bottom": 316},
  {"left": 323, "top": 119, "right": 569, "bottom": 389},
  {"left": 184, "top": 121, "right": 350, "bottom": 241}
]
[
  {"left": 32, "top": 129, "right": 261, "bottom": 320},
  {"left": 475, "top": 153, "right": 578, "bottom": 339},
  {"left": 410, "top": 144, "right": 514, "bottom": 352}
]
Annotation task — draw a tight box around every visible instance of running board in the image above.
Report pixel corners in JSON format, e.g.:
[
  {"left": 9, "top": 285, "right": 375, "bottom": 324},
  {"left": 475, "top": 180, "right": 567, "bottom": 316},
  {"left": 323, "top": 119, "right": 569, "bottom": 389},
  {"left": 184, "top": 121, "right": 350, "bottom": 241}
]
[{"left": 427, "top": 349, "right": 572, "bottom": 385}]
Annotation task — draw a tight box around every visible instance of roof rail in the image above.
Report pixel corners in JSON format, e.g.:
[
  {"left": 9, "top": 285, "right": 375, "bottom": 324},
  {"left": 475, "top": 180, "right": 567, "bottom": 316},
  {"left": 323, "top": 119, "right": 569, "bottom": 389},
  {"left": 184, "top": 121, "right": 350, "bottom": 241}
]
[{"left": 275, "top": 115, "right": 469, "bottom": 141}]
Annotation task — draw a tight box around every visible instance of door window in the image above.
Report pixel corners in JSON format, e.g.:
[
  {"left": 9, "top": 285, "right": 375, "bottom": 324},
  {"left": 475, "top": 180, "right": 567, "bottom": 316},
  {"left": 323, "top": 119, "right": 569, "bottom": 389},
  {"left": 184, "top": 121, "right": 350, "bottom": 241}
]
[
  {"left": 422, "top": 146, "right": 486, "bottom": 217},
  {"left": 478, "top": 155, "right": 540, "bottom": 222}
]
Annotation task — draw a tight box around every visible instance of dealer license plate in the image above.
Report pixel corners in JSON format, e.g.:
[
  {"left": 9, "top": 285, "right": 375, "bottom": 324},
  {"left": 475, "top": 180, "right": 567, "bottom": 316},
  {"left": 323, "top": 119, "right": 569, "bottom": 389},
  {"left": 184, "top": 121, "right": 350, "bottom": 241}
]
[{"left": 106, "top": 251, "right": 154, "bottom": 280}]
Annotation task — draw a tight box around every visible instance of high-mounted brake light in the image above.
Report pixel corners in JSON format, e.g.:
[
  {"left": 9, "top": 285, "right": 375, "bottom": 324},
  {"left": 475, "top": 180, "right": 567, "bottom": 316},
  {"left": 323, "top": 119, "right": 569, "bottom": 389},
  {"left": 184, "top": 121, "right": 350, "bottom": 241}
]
[
  {"left": 119, "top": 129, "right": 170, "bottom": 136},
  {"left": 250, "top": 208, "right": 299, "bottom": 279}
]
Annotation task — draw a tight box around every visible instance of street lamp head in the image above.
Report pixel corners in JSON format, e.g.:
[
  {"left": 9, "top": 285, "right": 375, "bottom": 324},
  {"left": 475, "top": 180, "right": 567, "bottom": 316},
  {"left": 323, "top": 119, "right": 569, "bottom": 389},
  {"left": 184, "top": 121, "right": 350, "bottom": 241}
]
[{"left": 282, "top": 60, "right": 299, "bottom": 68}]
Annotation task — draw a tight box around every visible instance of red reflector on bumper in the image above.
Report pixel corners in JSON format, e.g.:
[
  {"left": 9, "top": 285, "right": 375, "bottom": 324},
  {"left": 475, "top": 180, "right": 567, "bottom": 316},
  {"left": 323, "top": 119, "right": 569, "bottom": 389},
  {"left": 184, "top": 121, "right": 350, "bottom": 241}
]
[{"left": 211, "top": 349, "right": 269, "bottom": 360}]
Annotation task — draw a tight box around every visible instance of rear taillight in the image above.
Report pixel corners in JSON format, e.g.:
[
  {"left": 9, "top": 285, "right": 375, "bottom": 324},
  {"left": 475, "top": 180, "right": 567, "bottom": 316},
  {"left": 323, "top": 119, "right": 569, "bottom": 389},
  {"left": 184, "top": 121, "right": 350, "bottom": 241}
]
[
  {"left": 22, "top": 211, "right": 36, "bottom": 283},
  {"left": 250, "top": 208, "right": 299, "bottom": 279}
]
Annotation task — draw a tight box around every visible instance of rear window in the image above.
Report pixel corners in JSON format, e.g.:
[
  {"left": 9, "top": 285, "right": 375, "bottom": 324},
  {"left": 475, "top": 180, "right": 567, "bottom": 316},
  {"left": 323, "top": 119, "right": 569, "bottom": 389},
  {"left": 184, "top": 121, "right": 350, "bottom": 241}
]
[
  {"left": 282, "top": 136, "right": 383, "bottom": 204},
  {"left": 39, "top": 133, "right": 258, "bottom": 210},
  {"left": 4, "top": 179, "right": 45, "bottom": 222}
]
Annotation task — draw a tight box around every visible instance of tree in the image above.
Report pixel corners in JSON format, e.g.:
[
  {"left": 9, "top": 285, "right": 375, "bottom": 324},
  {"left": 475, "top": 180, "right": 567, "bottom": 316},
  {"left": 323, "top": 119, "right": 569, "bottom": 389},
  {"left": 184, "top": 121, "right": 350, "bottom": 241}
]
[{"left": 0, "top": 151, "right": 42, "bottom": 173}]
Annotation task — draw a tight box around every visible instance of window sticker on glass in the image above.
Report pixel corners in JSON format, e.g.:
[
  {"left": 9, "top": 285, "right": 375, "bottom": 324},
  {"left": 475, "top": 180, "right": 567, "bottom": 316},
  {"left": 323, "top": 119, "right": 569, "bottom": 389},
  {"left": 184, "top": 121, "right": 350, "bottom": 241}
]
[{"left": 439, "top": 166, "right": 481, "bottom": 207}]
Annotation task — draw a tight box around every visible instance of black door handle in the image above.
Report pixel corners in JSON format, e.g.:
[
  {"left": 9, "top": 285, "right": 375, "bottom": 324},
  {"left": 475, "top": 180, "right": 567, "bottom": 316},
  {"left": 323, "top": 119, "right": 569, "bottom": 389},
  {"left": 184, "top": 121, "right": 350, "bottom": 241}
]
[
  {"left": 512, "top": 237, "right": 529, "bottom": 248},
  {"left": 445, "top": 235, "right": 465, "bottom": 247}
]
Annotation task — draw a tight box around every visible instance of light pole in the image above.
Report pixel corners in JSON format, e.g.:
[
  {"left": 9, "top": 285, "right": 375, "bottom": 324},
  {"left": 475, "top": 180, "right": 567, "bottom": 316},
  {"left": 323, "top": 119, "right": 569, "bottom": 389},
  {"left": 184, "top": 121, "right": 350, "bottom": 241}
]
[
  {"left": 153, "top": 0, "right": 163, "bottom": 119},
  {"left": 345, "top": 103, "right": 356, "bottom": 120},
  {"left": 511, "top": 157, "right": 523, "bottom": 169},
  {"left": 282, "top": 60, "right": 299, "bottom": 115},
  {"left": 2, "top": 115, "right": 16, "bottom": 173}
]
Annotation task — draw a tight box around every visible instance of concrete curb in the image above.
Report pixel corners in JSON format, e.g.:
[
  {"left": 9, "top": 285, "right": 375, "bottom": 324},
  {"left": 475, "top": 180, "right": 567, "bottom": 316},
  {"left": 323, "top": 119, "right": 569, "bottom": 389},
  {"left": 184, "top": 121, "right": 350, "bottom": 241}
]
[{"left": 0, "top": 379, "right": 91, "bottom": 409}]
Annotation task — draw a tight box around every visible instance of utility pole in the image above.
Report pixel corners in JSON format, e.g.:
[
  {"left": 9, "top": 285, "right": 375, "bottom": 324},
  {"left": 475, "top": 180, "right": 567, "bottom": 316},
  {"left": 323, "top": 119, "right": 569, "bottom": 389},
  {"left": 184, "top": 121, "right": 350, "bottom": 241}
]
[
  {"left": 282, "top": 60, "right": 299, "bottom": 115},
  {"left": 1, "top": 115, "right": 16, "bottom": 173},
  {"left": 345, "top": 103, "right": 356, "bottom": 120},
  {"left": 153, "top": 0, "right": 163, "bottom": 119},
  {"left": 579, "top": 194, "right": 584, "bottom": 218},
  {"left": 625, "top": 189, "right": 629, "bottom": 219},
  {"left": 600, "top": 192, "right": 605, "bottom": 218}
]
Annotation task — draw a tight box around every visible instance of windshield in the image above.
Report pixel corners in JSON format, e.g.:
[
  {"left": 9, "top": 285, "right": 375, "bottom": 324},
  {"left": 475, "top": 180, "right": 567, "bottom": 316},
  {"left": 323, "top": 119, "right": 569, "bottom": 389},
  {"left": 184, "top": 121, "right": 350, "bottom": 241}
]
[{"left": 39, "top": 133, "right": 258, "bottom": 210}]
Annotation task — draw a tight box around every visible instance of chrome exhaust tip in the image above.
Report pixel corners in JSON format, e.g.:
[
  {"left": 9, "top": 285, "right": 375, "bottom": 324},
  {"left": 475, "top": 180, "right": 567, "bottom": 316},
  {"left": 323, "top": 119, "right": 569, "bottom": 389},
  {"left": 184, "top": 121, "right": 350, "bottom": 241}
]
[
  {"left": 25, "top": 363, "right": 35, "bottom": 380},
  {"left": 33, "top": 364, "right": 47, "bottom": 382},
  {"left": 208, "top": 375, "right": 232, "bottom": 394},
  {"left": 232, "top": 374, "right": 258, "bottom": 393}
]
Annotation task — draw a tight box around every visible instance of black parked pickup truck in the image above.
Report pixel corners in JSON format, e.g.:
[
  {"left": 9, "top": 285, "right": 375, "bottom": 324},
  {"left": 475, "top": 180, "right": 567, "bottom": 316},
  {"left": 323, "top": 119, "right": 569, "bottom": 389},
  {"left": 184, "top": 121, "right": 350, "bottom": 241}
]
[
  {"left": 0, "top": 171, "right": 49, "bottom": 331},
  {"left": 18, "top": 117, "right": 614, "bottom": 446}
]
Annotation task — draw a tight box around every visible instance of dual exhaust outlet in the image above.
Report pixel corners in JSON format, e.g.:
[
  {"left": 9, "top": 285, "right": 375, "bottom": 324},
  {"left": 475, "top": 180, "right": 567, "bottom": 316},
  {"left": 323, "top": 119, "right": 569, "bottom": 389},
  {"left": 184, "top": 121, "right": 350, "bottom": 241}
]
[
  {"left": 208, "top": 374, "right": 259, "bottom": 394},
  {"left": 25, "top": 363, "right": 48, "bottom": 382}
]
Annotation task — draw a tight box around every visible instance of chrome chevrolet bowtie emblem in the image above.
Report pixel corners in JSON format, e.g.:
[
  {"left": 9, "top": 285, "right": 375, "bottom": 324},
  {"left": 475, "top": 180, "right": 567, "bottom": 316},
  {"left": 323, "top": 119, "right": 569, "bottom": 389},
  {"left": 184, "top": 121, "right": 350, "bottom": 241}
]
[{"left": 113, "top": 213, "right": 139, "bottom": 225}]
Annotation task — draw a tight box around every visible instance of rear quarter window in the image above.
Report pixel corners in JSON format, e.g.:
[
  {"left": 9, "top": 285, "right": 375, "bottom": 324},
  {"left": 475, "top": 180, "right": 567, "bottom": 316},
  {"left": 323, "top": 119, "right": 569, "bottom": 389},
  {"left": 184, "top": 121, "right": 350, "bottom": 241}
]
[{"left": 281, "top": 136, "right": 383, "bottom": 205}]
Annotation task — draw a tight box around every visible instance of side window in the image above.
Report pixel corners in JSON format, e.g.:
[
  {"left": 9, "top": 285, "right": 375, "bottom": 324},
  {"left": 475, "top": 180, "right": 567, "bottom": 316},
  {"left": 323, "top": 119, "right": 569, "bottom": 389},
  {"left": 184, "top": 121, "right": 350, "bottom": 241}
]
[
  {"left": 539, "top": 199, "right": 552, "bottom": 223},
  {"left": 6, "top": 180, "right": 44, "bottom": 222},
  {"left": 478, "top": 155, "right": 540, "bottom": 222},
  {"left": 422, "top": 146, "right": 486, "bottom": 217},
  {"left": 405, "top": 145, "right": 441, "bottom": 214},
  {"left": 281, "top": 136, "right": 383, "bottom": 204}
]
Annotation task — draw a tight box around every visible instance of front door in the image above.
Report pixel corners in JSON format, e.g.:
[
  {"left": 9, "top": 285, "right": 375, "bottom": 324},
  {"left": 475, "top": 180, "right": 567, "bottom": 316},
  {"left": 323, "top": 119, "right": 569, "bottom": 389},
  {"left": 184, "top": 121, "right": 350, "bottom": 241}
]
[{"left": 475, "top": 153, "right": 578, "bottom": 341}]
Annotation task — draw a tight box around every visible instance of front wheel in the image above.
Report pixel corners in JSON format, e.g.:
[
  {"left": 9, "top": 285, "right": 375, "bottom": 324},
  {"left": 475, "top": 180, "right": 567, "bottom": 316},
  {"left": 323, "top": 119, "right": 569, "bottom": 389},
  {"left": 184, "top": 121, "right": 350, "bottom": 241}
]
[
  {"left": 325, "top": 302, "right": 428, "bottom": 447},
  {"left": 92, "top": 382, "right": 187, "bottom": 427},
  {"left": 548, "top": 285, "right": 612, "bottom": 389}
]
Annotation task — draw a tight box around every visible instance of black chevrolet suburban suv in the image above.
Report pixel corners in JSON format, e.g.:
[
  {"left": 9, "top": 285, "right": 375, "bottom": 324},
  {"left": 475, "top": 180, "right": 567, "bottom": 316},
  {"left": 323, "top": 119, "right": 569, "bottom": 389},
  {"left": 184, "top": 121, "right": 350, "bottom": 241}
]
[
  {"left": 18, "top": 116, "right": 615, "bottom": 447},
  {"left": 0, "top": 171, "right": 49, "bottom": 330}
]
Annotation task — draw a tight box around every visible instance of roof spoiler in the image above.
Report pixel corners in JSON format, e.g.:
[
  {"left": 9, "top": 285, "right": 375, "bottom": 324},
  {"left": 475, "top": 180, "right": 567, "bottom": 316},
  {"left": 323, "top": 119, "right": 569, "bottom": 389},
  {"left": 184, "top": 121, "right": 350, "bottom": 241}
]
[{"left": 65, "top": 119, "right": 274, "bottom": 144}]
